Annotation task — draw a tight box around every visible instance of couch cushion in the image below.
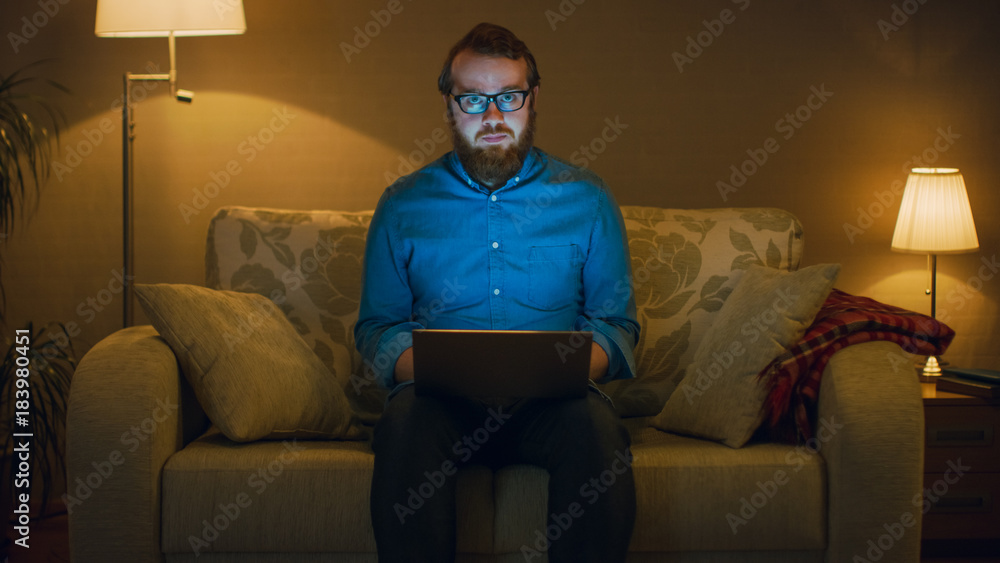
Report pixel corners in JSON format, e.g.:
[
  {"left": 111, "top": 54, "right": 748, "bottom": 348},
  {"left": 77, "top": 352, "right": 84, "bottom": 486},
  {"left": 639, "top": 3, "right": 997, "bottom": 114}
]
[
  {"left": 652, "top": 263, "right": 840, "bottom": 448},
  {"left": 135, "top": 283, "right": 364, "bottom": 443},
  {"left": 602, "top": 207, "right": 804, "bottom": 417},
  {"left": 161, "top": 429, "right": 495, "bottom": 555},
  {"left": 461, "top": 424, "right": 826, "bottom": 554},
  {"left": 163, "top": 424, "right": 824, "bottom": 556},
  {"left": 628, "top": 425, "right": 826, "bottom": 552},
  {"left": 206, "top": 207, "right": 384, "bottom": 423}
]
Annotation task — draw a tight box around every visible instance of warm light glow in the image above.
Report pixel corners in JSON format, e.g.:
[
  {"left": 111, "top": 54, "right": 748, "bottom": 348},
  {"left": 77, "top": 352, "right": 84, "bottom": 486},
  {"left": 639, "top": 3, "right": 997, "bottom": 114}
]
[
  {"left": 891, "top": 168, "right": 979, "bottom": 254},
  {"left": 95, "top": 0, "right": 246, "bottom": 37}
]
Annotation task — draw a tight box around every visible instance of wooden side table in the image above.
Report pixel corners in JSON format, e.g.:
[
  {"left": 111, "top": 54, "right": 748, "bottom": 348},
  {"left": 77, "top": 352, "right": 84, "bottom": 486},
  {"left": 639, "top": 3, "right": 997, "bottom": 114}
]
[{"left": 920, "top": 382, "right": 1000, "bottom": 542}]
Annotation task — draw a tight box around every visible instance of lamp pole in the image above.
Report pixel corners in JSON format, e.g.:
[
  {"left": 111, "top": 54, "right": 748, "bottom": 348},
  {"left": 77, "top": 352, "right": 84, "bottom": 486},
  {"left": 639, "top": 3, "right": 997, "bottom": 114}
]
[
  {"left": 120, "top": 33, "right": 178, "bottom": 327},
  {"left": 923, "top": 253, "right": 942, "bottom": 376},
  {"left": 96, "top": 1, "right": 246, "bottom": 326}
]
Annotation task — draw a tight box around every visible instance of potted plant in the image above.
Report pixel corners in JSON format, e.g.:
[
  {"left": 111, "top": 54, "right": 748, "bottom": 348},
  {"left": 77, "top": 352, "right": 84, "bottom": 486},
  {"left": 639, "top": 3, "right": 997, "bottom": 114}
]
[{"left": 0, "top": 60, "right": 72, "bottom": 554}]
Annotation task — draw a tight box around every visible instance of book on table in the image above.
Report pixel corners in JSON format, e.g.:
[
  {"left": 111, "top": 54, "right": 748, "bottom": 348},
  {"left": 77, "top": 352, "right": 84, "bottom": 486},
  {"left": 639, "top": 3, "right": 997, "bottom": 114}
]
[
  {"left": 942, "top": 367, "right": 1000, "bottom": 385},
  {"left": 937, "top": 368, "right": 1000, "bottom": 398}
]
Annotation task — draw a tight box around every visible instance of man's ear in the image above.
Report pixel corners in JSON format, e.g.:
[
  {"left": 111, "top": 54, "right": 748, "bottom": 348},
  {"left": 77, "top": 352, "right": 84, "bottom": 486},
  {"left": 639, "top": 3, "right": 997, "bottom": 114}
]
[{"left": 530, "top": 85, "right": 539, "bottom": 109}]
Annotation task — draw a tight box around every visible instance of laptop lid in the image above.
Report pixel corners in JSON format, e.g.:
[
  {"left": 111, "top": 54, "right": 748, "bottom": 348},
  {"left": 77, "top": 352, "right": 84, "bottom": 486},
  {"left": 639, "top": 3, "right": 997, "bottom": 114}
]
[{"left": 412, "top": 329, "right": 592, "bottom": 399}]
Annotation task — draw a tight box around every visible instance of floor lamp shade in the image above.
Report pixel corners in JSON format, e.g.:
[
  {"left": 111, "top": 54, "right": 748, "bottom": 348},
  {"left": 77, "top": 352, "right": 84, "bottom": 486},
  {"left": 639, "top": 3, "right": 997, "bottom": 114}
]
[
  {"left": 891, "top": 168, "right": 979, "bottom": 254},
  {"left": 95, "top": 0, "right": 246, "bottom": 37}
]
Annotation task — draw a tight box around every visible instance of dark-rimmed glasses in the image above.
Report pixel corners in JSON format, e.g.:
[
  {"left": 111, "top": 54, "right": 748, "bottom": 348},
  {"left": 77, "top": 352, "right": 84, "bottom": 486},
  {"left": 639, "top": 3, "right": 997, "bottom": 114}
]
[{"left": 450, "top": 90, "right": 530, "bottom": 114}]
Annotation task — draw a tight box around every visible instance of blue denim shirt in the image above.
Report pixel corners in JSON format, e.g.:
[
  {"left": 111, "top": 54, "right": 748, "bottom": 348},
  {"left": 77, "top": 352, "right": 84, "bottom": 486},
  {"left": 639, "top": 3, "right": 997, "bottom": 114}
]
[{"left": 354, "top": 147, "right": 640, "bottom": 392}]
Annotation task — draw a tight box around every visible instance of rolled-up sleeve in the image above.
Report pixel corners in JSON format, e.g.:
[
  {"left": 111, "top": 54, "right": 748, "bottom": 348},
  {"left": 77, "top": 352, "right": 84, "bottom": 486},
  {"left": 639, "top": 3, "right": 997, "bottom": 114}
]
[
  {"left": 576, "top": 186, "right": 640, "bottom": 382},
  {"left": 354, "top": 189, "right": 424, "bottom": 390}
]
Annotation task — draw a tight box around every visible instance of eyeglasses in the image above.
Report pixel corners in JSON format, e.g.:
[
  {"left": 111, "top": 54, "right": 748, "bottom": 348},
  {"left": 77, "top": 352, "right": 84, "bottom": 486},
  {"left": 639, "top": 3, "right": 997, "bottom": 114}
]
[{"left": 450, "top": 90, "right": 530, "bottom": 114}]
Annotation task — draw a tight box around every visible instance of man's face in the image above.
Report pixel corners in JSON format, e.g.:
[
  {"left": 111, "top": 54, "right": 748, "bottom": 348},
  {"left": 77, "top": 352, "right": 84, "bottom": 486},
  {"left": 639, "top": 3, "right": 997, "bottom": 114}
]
[{"left": 445, "top": 50, "right": 538, "bottom": 188}]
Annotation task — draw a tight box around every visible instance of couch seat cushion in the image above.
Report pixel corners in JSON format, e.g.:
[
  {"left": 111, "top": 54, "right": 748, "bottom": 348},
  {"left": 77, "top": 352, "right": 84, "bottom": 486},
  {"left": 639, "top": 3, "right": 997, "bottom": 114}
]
[
  {"left": 161, "top": 430, "right": 494, "bottom": 555},
  {"left": 628, "top": 424, "right": 826, "bottom": 552},
  {"left": 403, "top": 422, "right": 828, "bottom": 555},
  {"left": 163, "top": 426, "right": 825, "bottom": 556}
]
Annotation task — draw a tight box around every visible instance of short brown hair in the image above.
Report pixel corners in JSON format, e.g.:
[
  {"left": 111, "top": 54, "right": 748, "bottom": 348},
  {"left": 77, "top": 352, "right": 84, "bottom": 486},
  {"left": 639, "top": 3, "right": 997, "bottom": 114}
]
[{"left": 437, "top": 23, "right": 541, "bottom": 95}]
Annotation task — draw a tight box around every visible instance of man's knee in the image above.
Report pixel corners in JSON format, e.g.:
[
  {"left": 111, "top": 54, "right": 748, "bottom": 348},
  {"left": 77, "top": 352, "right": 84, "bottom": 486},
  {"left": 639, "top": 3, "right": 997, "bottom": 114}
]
[
  {"left": 530, "top": 394, "right": 629, "bottom": 458},
  {"left": 555, "top": 394, "right": 625, "bottom": 431},
  {"left": 373, "top": 387, "right": 474, "bottom": 452}
]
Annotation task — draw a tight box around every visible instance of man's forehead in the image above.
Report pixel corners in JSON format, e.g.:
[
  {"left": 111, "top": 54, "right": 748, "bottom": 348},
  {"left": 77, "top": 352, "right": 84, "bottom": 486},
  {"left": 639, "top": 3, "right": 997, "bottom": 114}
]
[{"left": 451, "top": 51, "right": 529, "bottom": 92}]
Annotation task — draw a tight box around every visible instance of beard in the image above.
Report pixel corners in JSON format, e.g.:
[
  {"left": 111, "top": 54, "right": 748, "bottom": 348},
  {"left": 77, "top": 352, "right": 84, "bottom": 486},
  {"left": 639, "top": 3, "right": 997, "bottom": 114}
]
[{"left": 450, "top": 106, "right": 536, "bottom": 190}]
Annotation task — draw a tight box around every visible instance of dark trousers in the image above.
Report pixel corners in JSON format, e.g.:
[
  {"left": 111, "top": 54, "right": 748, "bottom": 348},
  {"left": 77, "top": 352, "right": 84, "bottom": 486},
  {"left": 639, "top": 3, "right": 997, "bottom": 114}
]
[{"left": 370, "top": 385, "right": 636, "bottom": 563}]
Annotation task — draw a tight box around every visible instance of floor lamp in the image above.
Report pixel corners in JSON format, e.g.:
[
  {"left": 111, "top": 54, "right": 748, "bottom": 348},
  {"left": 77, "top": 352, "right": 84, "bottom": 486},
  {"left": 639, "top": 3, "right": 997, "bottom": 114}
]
[
  {"left": 891, "top": 167, "right": 979, "bottom": 378},
  {"left": 95, "top": 0, "right": 246, "bottom": 327}
]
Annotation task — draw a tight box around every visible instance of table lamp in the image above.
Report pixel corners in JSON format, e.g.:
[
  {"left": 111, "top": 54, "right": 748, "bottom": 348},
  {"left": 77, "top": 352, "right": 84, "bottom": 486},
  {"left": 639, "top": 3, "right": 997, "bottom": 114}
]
[
  {"left": 95, "top": 0, "right": 246, "bottom": 327},
  {"left": 891, "top": 167, "right": 979, "bottom": 377}
]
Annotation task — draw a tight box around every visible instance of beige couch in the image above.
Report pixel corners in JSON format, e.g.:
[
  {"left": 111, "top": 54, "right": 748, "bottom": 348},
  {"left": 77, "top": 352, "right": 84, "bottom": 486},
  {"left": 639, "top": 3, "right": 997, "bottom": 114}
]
[{"left": 67, "top": 205, "right": 925, "bottom": 562}]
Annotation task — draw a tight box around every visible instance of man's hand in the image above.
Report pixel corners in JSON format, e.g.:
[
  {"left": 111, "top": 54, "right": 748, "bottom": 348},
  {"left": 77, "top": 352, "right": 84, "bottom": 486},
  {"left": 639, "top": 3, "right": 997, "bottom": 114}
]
[
  {"left": 589, "top": 342, "right": 609, "bottom": 381},
  {"left": 394, "top": 347, "right": 415, "bottom": 384}
]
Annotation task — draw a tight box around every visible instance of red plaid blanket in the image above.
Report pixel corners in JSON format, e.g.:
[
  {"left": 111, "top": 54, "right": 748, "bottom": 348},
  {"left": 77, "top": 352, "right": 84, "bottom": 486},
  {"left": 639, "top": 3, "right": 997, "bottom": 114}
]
[{"left": 759, "top": 288, "right": 954, "bottom": 443}]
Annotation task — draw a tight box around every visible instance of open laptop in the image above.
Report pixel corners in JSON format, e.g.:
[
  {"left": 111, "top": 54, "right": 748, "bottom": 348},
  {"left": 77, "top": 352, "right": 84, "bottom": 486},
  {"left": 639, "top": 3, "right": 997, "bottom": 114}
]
[{"left": 412, "top": 329, "right": 592, "bottom": 399}]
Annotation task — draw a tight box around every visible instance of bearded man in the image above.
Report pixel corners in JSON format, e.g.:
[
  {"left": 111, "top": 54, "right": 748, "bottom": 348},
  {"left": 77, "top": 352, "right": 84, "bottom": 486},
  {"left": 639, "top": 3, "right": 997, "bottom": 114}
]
[{"left": 355, "top": 22, "right": 639, "bottom": 563}]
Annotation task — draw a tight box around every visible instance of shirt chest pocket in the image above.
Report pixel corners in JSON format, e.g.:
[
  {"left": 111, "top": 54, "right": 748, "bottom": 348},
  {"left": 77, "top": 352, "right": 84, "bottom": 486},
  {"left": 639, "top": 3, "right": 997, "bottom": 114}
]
[{"left": 527, "top": 245, "right": 583, "bottom": 310}]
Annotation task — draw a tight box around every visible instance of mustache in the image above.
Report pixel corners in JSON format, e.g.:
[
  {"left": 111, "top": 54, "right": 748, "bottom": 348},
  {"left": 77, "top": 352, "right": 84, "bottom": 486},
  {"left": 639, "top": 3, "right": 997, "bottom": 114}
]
[{"left": 475, "top": 124, "right": 514, "bottom": 140}]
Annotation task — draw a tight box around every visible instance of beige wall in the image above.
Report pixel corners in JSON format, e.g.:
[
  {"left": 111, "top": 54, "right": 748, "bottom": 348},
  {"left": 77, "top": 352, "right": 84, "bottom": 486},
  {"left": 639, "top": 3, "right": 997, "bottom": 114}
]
[{"left": 4, "top": 0, "right": 998, "bottom": 370}]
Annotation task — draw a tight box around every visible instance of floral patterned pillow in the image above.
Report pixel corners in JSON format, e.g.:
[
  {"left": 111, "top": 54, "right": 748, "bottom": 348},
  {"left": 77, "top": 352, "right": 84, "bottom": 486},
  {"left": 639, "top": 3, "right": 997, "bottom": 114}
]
[
  {"left": 206, "top": 207, "right": 384, "bottom": 423},
  {"left": 600, "top": 207, "right": 804, "bottom": 417}
]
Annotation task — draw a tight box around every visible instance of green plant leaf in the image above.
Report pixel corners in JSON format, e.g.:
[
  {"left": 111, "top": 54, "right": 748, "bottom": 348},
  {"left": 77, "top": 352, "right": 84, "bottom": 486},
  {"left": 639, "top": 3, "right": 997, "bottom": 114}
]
[{"left": 0, "top": 61, "right": 67, "bottom": 242}]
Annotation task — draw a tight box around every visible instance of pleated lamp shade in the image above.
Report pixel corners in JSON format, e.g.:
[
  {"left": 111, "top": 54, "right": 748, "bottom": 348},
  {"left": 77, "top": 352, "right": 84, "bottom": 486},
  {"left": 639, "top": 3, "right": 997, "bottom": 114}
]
[{"left": 891, "top": 168, "right": 979, "bottom": 254}]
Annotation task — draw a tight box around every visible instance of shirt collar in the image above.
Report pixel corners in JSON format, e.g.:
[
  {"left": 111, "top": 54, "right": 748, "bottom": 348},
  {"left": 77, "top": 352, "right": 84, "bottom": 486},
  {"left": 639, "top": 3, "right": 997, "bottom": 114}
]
[{"left": 447, "top": 148, "right": 541, "bottom": 194}]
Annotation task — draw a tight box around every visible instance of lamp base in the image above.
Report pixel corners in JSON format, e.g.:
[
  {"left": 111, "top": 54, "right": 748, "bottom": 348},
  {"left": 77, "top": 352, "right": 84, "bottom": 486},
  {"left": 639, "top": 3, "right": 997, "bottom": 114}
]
[
  {"left": 916, "top": 355, "right": 948, "bottom": 382},
  {"left": 923, "top": 355, "right": 943, "bottom": 376}
]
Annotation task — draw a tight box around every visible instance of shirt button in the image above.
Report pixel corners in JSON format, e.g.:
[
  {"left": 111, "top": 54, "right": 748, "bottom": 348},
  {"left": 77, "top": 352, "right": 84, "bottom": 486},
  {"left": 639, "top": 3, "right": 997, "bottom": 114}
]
[
  {"left": 514, "top": 176, "right": 520, "bottom": 183},
  {"left": 492, "top": 242, "right": 499, "bottom": 249},
  {"left": 493, "top": 289, "right": 500, "bottom": 296},
  {"left": 491, "top": 194, "right": 498, "bottom": 202}
]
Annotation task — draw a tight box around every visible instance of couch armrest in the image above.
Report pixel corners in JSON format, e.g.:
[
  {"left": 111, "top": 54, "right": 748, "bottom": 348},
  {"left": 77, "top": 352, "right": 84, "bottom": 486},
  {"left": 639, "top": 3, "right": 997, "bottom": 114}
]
[
  {"left": 817, "top": 341, "right": 924, "bottom": 563},
  {"left": 67, "top": 326, "right": 208, "bottom": 563}
]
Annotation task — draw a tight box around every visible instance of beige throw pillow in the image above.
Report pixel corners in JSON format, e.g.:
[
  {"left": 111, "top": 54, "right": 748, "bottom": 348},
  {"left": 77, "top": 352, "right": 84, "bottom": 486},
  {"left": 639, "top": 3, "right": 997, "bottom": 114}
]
[
  {"left": 652, "top": 263, "right": 840, "bottom": 448},
  {"left": 135, "top": 283, "right": 364, "bottom": 442}
]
